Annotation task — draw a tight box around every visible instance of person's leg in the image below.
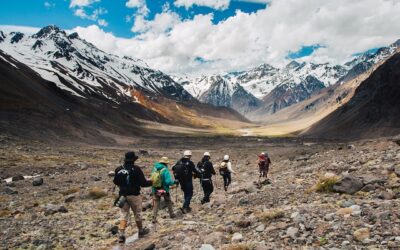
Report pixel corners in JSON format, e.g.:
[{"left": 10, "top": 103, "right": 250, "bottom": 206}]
[
  {"left": 128, "top": 195, "right": 149, "bottom": 237},
  {"left": 118, "top": 201, "right": 130, "bottom": 242},
  {"left": 201, "top": 181, "right": 207, "bottom": 204},
  {"left": 164, "top": 193, "right": 175, "bottom": 218},
  {"left": 227, "top": 173, "right": 231, "bottom": 186},
  {"left": 152, "top": 194, "right": 160, "bottom": 223},
  {"left": 205, "top": 181, "right": 213, "bottom": 202},
  {"left": 185, "top": 181, "right": 193, "bottom": 211},
  {"left": 223, "top": 175, "right": 228, "bottom": 191}
]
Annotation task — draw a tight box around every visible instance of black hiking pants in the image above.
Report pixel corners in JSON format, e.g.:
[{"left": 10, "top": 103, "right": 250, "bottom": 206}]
[
  {"left": 201, "top": 179, "right": 213, "bottom": 203},
  {"left": 222, "top": 172, "right": 231, "bottom": 188}
]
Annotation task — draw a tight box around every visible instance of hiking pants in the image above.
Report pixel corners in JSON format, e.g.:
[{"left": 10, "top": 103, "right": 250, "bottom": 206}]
[
  {"left": 120, "top": 195, "right": 143, "bottom": 223},
  {"left": 180, "top": 181, "right": 193, "bottom": 209},
  {"left": 201, "top": 179, "right": 214, "bottom": 203},
  {"left": 152, "top": 193, "right": 173, "bottom": 222},
  {"left": 222, "top": 172, "right": 231, "bottom": 187}
]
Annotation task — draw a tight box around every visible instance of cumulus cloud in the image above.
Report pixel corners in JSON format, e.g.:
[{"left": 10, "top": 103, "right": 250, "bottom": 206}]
[
  {"left": 126, "top": 0, "right": 149, "bottom": 16},
  {"left": 44, "top": 2, "right": 55, "bottom": 9},
  {"left": 174, "top": 0, "right": 230, "bottom": 10},
  {"left": 0, "top": 25, "right": 40, "bottom": 34},
  {"left": 72, "top": 0, "right": 400, "bottom": 76},
  {"left": 69, "top": 0, "right": 100, "bottom": 8}
]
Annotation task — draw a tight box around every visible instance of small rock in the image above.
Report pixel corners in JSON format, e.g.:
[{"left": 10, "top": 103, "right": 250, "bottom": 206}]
[
  {"left": 231, "top": 233, "right": 243, "bottom": 242},
  {"left": 340, "top": 200, "right": 355, "bottom": 208},
  {"left": 354, "top": 228, "right": 370, "bottom": 241},
  {"left": 64, "top": 194, "right": 75, "bottom": 203},
  {"left": 139, "top": 150, "right": 149, "bottom": 156},
  {"left": 143, "top": 243, "right": 156, "bottom": 250},
  {"left": 12, "top": 175, "right": 24, "bottom": 182},
  {"left": 90, "top": 176, "right": 101, "bottom": 182},
  {"left": 43, "top": 204, "right": 68, "bottom": 216},
  {"left": 32, "top": 177, "right": 43, "bottom": 186},
  {"left": 256, "top": 224, "right": 265, "bottom": 232},
  {"left": 4, "top": 187, "right": 18, "bottom": 195},
  {"left": 108, "top": 171, "right": 115, "bottom": 177},
  {"left": 378, "top": 190, "right": 395, "bottom": 200},
  {"left": 347, "top": 144, "right": 355, "bottom": 149},
  {"left": 333, "top": 176, "right": 364, "bottom": 194},
  {"left": 286, "top": 227, "right": 299, "bottom": 239},
  {"left": 199, "top": 244, "right": 215, "bottom": 250},
  {"left": 110, "top": 226, "right": 118, "bottom": 235}
]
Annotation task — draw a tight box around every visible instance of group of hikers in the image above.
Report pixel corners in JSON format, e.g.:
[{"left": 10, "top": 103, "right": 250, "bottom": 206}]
[{"left": 112, "top": 150, "right": 271, "bottom": 243}]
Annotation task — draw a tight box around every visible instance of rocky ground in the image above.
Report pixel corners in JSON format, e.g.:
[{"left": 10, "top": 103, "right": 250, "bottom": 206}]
[{"left": 1, "top": 136, "right": 400, "bottom": 250}]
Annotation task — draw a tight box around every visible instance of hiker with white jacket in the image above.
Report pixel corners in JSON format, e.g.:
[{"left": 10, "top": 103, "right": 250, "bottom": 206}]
[{"left": 219, "top": 155, "right": 235, "bottom": 192}]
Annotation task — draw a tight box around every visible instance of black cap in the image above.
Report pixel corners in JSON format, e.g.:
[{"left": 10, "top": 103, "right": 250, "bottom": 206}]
[{"left": 124, "top": 151, "right": 138, "bottom": 162}]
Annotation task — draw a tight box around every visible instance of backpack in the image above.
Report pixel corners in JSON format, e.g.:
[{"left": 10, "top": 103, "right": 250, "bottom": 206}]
[
  {"left": 219, "top": 162, "right": 228, "bottom": 175},
  {"left": 113, "top": 166, "right": 132, "bottom": 187},
  {"left": 196, "top": 162, "right": 206, "bottom": 179},
  {"left": 173, "top": 161, "right": 189, "bottom": 181},
  {"left": 150, "top": 168, "right": 165, "bottom": 189}
]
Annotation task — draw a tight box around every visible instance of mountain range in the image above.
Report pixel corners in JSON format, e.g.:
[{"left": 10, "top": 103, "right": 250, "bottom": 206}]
[{"left": 174, "top": 39, "right": 400, "bottom": 118}]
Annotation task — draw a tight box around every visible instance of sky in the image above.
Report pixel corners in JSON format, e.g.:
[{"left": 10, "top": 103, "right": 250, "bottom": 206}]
[{"left": 1, "top": 0, "right": 400, "bottom": 76}]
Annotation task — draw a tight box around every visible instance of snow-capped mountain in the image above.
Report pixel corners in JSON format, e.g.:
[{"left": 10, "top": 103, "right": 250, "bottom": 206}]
[{"left": 0, "top": 25, "right": 192, "bottom": 103}]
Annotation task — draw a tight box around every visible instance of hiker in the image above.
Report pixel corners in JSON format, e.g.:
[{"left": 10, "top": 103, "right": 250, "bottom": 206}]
[
  {"left": 258, "top": 152, "right": 271, "bottom": 184},
  {"left": 150, "top": 157, "right": 178, "bottom": 223},
  {"left": 172, "top": 150, "right": 201, "bottom": 213},
  {"left": 113, "top": 151, "right": 152, "bottom": 243},
  {"left": 219, "top": 155, "right": 235, "bottom": 192},
  {"left": 196, "top": 152, "right": 216, "bottom": 204}
]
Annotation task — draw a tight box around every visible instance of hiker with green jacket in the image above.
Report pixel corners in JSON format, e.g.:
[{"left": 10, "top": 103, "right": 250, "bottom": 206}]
[{"left": 150, "top": 157, "right": 178, "bottom": 223}]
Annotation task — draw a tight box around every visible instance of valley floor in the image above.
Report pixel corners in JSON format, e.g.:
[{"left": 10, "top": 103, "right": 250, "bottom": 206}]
[{"left": 1, "top": 136, "right": 400, "bottom": 249}]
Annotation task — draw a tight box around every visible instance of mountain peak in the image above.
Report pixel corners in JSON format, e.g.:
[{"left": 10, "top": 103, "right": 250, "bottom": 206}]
[
  {"left": 285, "top": 60, "right": 301, "bottom": 70},
  {"left": 33, "top": 25, "right": 65, "bottom": 39},
  {"left": 68, "top": 32, "right": 79, "bottom": 40}
]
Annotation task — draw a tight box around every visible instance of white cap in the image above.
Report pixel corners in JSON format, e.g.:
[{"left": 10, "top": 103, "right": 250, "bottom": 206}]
[
  {"left": 223, "top": 155, "right": 229, "bottom": 161},
  {"left": 204, "top": 152, "right": 210, "bottom": 157},
  {"left": 261, "top": 152, "right": 265, "bottom": 155},
  {"left": 183, "top": 150, "right": 192, "bottom": 156}
]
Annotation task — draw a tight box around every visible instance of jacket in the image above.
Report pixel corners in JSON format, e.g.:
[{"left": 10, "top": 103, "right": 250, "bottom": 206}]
[
  {"left": 114, "top": 163, "right": 152, "bottom": 196},
  {"left": 172, "top": 157, "right": 200, "bottom": 182},
  {"left": 197, "top": 157, "right": 216, "bottom": 180},
  {"left": 151, "top": 162, "right": 176, "bottom": 193}
]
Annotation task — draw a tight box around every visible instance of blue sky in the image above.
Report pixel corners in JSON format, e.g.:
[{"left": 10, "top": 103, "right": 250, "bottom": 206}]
[
  {"left": 0, "top": 0, "right": 267, "bottom": 38},
  {"left": 1, "top": 0, "right": 399, "bottom": 75}
]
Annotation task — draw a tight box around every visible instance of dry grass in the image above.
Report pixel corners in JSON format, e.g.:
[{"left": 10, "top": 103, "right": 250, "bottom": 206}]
[
  {"left": 314, "top": 176, "right": 339, "bottom": 193},
  {"left": 256, "top": 209, "right": 284, "bottom": 222},
  {"left": 0, "top": 209, "right": 11, "bottom": 218},
  {"left": 88, "top": 187, "right": 107, "bottom": 199},
  {"left": 221, "top": 244, "right": 251, "bottom": 250},
  {"left": 61, "top": 187, "right": 80, "bottom": 196}
]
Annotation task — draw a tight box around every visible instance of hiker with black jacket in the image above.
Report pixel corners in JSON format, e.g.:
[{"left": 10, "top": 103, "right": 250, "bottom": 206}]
[
  {"left": 197, "top": 152, "right": 216, "bottom": 204},
  {"left": 113, "top": 151, "right": 152, "bottom": 243},
  {"left": 172, "top": 150, "right": 201, "bottom": 214}
]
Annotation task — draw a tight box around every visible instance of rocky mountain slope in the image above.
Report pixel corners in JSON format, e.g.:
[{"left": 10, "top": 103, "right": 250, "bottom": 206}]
[
  {"left": 1, "top": 137, "right": 400, "bottom": 249},
  {"left": 0, "top": 25, "right": 248, "bottom": 141},
  {"left": 304, "top": 52, "right": 400, "bottom": 138}
]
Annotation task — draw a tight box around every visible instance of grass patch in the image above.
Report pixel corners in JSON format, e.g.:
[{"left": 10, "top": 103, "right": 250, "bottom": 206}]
[
  {"left": 256, "top": 209, "right": 284, "bottom": 222},
  {"left": 61, "top": 187, "right": 80, "bottom": 196},
  {"left": 314, "top": 176, "right": 339, "bottom": 193},
  {"left": 88, "top": 187, "right": 107, "bottom": 199},
  {"left": 318, "top": 236, "right": 328, "bottom": 246},
  {"left": 0, "top": 209, "right": 11, "bottom": 218},
  {"left": 221, "top": 244, "right": 251, "bottom": 250}
]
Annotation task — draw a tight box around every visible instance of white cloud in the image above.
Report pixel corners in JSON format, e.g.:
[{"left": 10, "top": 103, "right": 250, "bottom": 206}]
[
  {"left": 44, "top": 2, "right": 55, "bottom": 8},
  {"left": 126, "top": 0, "right": 149, "bottom": 16},
  {"left": 0, "top": 25, "right": 40, "bottom": 34},
  {"left": 174, "top": 0, "right": 230, "bottom": 10},
  {"left": 69, "top": 0, "right": 100, "bottom": 8},
  {"left": 98, "top": 19, "right": 108, "bottom": 27}
]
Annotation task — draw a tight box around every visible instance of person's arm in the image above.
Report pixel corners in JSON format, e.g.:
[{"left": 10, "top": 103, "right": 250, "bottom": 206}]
[
  {"left": 210, "top": 162, "right": 216, "bottom": 175},
  {"left": 227, "top": 162, "right": 235, "bottom": 173},
  {"left": 192, "top": 161, "right": 202, "bottom": 175},
  {"left": 137, "top": 167, "right": 152, "bottom": 187},
  {"left": 268, "top": 158, "right": 271, "bottom": 164}
]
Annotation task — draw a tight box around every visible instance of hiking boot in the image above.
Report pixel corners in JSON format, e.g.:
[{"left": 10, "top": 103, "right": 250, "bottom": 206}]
[
  {"left": 187, "top": 207, "right": 192, "bottom": 212},
  {"left": 138, "top": 227, "right": 150, "bottom": 238},
  {"left": 224, "top": 186, "right": 228, "bottom": 192},
  {"left": 118, "top": 235, "right": 126, "bottom": 243},
  {"left": 180, "top": 207, "right": 187, "bottom": 214},
  {"left": 201, "top": 199, "right": 206, "bottom": 205}
]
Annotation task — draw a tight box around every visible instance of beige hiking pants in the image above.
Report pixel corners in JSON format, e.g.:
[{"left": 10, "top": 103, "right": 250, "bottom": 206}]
[{"left": 120, "top": 195, "right": 143, "bottom": 222}]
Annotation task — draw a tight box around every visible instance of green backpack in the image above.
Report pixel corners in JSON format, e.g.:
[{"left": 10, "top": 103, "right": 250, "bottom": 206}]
[{"left": 151, "top": 168, "right": 165, "bottom": 189}]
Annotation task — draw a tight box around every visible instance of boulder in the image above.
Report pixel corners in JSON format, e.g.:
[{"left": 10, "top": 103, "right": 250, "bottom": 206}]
[
  {"left": 12, "top": 175, "right": 24, "bottom": 182},
  {"left": 354, "top": 228, "right": 370, "bottom": 241},
  {"left": 199, "top": 244, "right": 215, "bottom": 250},
  {"left": 332, "top": 176, "right": 364, "bottom": 194},
  {"left": 231, "top": 233, "right": 243, "bottom": 242},
  {"left": 4, "top": 187, "right": 18, "bottom": 195},
  {"left": 286, "top": 227, "right": 299, "bottom": 239},
  {"left": 32, "top": 177, "right": 44, "bottom": 186}
]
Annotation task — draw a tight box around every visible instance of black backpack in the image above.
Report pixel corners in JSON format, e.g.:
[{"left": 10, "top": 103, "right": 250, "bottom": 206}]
[
  {"left": 113, "top": 166, "right": 133, "bottom": 187},
  {"left": 196, "top": 161, "right": 206, "bottom": 179},
  {"left": 173, "top": 161, "right": 189, "bottom": 181}
]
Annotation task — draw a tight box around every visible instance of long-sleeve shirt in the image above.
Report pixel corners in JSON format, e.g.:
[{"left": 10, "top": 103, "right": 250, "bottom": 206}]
[
  {"left": 197, "top": 157, "right": 216, "bottom": 179},
  {"left": 114, "top": 163, "right": 152, "bottom": 196}
]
